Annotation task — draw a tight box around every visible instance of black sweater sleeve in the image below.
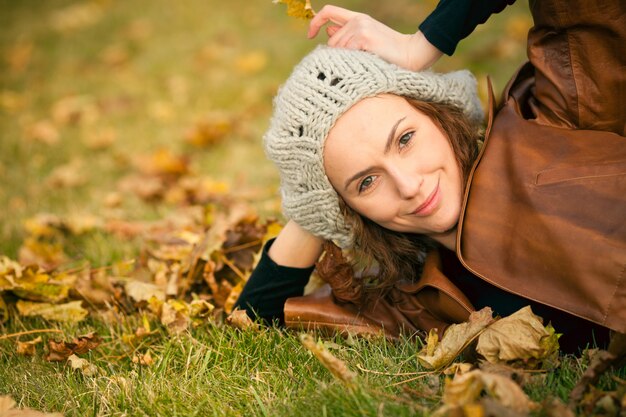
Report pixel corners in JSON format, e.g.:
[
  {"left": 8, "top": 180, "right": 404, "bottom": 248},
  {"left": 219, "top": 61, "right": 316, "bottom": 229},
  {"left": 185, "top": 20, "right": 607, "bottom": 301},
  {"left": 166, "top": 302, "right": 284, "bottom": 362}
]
[
  {"left": 419, "top": 0, "right": 517, "bottom": 55},
  {"left": 233, "top": 238, "right": 315, "bottom": 324}
]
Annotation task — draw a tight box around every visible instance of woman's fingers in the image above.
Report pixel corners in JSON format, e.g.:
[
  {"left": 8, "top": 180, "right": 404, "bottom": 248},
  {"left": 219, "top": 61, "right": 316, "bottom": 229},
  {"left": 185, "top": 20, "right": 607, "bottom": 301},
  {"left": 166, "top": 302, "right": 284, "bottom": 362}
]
[
  {"left": 325, "top": 25, "right": 340, "bottom": 37},
  {"left": 308, "top": 5, "right": 444, "bottom": 70},
  {"left": 308, "top": 5, "right": 357, "bottom": 39}
]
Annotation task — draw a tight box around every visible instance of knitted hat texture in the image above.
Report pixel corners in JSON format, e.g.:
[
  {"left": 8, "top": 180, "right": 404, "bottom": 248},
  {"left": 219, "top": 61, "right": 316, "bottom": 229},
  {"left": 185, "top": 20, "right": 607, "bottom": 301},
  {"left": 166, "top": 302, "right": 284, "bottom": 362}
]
[{"left": 264, "top": 45, "right": 483, "bottom": 248}]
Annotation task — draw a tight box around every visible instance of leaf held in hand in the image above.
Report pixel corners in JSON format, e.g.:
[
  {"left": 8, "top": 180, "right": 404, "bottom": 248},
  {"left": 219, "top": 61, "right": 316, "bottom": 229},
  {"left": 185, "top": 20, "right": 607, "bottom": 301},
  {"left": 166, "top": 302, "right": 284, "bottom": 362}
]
[{"left": 273, "top": 0, "right": 315, "bottom": 20}]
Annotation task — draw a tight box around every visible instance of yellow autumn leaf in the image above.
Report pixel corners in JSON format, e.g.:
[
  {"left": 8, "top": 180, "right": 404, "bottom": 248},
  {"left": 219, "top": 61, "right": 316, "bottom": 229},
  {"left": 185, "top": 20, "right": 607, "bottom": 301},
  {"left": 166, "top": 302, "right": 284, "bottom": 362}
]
[
  {"left": 439, "top": 369, "right": 537, "bottom": 414},
  {"left": 184, "top": 114, "right": 233, "bottom": 147},
  {"left": 16, "top": 300, "right": 88, "bottom": 323},
  {"left": 161, "top": 299, "right": 190, "bottom": 334},
  {"left": 475, "top": 306, "right": 560, "bottom": 368},
  {"left": 124, "top": 280, "right": 166, "bottom": 304},
  {"left": 300, "top": 333, "right": 356, "bottom": 385},
  {"left": 16, "top": 336, "right": 43, "bottom": 356},
  {"left": 1, "top": 263, "right": 74, "bottom": 303},
  {"left": 273, "top": 0, "right": 315, "bottom": 20},
  {"left": 189, "top": 299, "right": 214, "bottom": 319},
  {"left": 18, "top": 237, "right": 68, "bottom": 271},
  {"left": 223, "top": 281, "right": 244, "bottom": 314},
  {"left": 226, "top": 309, "right": 259, "bottom": 331},
  {"left": 418, "top": 307, "right": 494, "bottom": 370},
  {"left": 135, "top": 148, "right": 189, "bottom": 177},
  {"left": 132, "top": 350, "right": 154, "bottom": 366},
  {"left": 67, "top": 354, "right": 98, "bottom": 376}
]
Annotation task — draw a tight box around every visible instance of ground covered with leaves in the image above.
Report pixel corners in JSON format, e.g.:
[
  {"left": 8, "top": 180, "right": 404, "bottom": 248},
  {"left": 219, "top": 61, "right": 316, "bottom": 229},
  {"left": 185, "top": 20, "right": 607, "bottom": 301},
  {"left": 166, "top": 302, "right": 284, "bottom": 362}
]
[{"left": 1, "top": 0, "right": 624, "bottom": 416}]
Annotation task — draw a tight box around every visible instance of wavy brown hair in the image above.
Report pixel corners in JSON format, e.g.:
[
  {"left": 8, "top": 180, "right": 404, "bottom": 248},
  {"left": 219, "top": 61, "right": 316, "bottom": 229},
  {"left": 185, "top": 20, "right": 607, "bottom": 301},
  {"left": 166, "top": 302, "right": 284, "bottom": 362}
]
[{"left": 335, "top": 98, "right": 482, "bottom": 302}]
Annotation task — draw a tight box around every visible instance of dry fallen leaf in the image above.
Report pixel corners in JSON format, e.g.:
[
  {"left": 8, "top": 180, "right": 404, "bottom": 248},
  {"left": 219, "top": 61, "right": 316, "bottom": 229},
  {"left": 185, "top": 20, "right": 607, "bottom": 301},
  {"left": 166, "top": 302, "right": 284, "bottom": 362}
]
[
  {"left": 569, "top": 338, "right": 624, "bottom": 406},
  {"left": 300, "top": 333, "right": 356, "bottom": 385},
  {"left": 273, "top": 0, "right": 315, "bottom": 19},
  {"left": 476, "top": 306, "right": 560, "bottom": 368},
  {"left": 160, "top": 299, "right": 190, "bottom": 334},
  {"left": 67, "top": 354, "right": 98, "bottom": 376},
  {"left": 124, "top": 280, "right": 166, "bottom": 304},
  {"left": 0, "top": 394, "right": 64, "bottom": 416},
  {"left": 17, "top": 300, "right": 88, "bottom": 323},
  {"left": 438, "top": 369, "right": 536, "bottom": 415},
  {"left": 418, "top": 307, "right": 494, "bottom": 370},
  {"left": 2, "top": 263, "right": 72, "bottom": 303},
  {"left": 45, "top": 332, "right": 102, "bottom": 362},
  {"left": 134, "top": 148, "right": 189, "bottom": 178},
  {"left": 16, "top": 336, "right": 43, "bottom": 356},
  {"left": 226, "top": 309, "right": 258, "bottom": 331},
  {"left": 184, "top": 114, "right": 233, "bottom": 147},
  {"left": 18, "top": 238, "right": 68, "bottom": 271},
  {"left": 132, "top": 350, "right": 154, "bottom": 366}
]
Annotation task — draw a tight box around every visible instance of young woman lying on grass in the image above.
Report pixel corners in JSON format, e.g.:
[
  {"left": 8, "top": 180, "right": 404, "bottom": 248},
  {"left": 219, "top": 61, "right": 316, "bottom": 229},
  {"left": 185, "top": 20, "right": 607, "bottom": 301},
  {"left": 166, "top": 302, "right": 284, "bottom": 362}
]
[{"left": 235, "top": 0, "right": 626, "bottom": 353}]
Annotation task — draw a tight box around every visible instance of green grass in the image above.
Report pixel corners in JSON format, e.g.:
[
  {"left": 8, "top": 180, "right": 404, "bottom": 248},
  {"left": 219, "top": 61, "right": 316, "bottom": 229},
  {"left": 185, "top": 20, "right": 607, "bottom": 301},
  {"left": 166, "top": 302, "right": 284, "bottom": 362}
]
[
  {"left": 1, "top": 316, "right": 624, "bottom": 416},
  {"left": 3, "top": 0, "right": 623, "bottom": 416}
]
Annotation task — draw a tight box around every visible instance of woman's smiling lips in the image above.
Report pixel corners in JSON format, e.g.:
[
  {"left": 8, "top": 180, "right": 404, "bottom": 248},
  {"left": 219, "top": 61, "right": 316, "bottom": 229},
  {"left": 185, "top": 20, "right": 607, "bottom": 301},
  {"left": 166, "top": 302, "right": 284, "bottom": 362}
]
[{"left": 410, "top": 181, "right": 440, "bottom": 216}]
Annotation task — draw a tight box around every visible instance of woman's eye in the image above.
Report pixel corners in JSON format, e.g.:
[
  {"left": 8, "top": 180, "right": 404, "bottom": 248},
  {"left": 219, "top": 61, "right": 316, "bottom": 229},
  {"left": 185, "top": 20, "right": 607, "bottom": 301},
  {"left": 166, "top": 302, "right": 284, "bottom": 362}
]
[
  {"left": 398, "top": 131, "right": 414, "bottom": 148},
  {"left": 358, "top": 175, "right": 375, "bottom": 193}
]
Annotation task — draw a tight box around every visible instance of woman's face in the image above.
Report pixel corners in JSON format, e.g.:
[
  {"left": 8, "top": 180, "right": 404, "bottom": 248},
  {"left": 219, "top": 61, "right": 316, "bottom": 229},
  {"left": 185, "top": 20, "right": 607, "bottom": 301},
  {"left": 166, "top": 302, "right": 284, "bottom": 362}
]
[{"left": 323, "top": 94, "right": 463, "bottom": 238}]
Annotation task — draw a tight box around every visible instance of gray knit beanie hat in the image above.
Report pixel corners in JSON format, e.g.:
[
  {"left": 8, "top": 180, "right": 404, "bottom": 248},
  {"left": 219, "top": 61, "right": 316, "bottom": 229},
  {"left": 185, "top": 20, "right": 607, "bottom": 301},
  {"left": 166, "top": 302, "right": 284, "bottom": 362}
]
[{"left": 264, "top": 45, "right": 483, "bottom": 248}]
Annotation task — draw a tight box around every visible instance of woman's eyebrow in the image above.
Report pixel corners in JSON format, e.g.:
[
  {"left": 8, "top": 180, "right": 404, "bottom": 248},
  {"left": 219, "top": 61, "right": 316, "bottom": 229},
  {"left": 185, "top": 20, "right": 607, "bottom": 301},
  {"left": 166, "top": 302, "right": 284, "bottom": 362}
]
[
  {"left": 344, "top": 167, "right": 373, "bottom": 191},
  {"left": 384, "top": 116, "right": 406, "bottom": 154},
  {"left": 343, "top": 116, "right": 407, "bottom": 191}
]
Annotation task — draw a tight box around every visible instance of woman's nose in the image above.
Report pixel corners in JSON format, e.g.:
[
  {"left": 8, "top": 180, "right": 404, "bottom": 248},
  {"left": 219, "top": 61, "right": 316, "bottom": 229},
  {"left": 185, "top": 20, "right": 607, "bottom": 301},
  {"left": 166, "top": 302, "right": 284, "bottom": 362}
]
[{"left": 390, "top": 167, "right": 423, "bottom": 200}]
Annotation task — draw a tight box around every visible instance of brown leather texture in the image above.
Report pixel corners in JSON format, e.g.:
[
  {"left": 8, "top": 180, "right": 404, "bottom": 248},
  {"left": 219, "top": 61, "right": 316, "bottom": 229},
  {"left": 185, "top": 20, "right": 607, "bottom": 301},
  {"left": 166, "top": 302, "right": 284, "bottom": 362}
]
[
  {"left": 458, "top": 0, "right": 626, "bottom": 333},
  {"left": 285, "top": 250, "right": 472, "bottom": 339}
]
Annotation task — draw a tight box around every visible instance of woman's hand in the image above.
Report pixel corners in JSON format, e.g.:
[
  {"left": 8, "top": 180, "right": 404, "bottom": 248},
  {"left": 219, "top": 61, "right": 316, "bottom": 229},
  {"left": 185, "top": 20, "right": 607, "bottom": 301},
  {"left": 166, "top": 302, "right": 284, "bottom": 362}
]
[
  {"left": 308, "top": 5, "right": 443, "bottom": 71},
  {"left": 268, "top": 220, "right": 324, "bottom": 268}
]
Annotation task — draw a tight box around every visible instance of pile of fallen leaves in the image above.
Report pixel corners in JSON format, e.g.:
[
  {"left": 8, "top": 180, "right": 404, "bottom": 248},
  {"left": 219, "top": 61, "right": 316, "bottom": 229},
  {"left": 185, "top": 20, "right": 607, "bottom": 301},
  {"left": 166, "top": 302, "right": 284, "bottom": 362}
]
[{"left": 0, "top": 201, "right": 280, "bottom": 333}]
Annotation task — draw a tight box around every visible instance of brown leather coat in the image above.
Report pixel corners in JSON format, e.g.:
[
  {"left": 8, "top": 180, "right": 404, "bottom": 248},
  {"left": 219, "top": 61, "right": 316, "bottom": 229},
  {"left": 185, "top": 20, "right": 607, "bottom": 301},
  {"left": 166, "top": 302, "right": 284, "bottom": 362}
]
[{"left": 284, "top": 0, "right": 626, "bottom": 337}]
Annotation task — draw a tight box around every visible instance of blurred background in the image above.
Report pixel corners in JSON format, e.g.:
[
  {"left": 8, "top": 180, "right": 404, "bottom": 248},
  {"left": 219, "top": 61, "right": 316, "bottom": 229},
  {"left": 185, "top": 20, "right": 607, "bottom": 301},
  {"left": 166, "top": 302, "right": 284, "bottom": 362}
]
[{"left": 0, "top": 0, "right": 531, "bottom": 263}]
